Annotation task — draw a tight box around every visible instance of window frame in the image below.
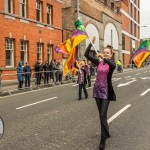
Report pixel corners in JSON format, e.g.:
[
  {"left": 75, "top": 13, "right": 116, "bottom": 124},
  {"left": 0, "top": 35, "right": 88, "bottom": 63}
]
[
  {"left": 47, "top": 44, "right": 53, "bottom": 62},
  {"left": 20, "top": 40, "right": 28, "bottom": 66},
  {"left": 36, "top": 0, "right": 42, "bottom": 22},
  {"left": 47, "top": 4, "right": 53, "bottom": 25},
  {"left": 37, "top": 43, "right": 43, "bottom": 62},
  {"left": 5, "top": 38, "right": 14, "bottom": 67},
  {"left": 5, "top": 0, "right": 13, "bottom": 14},
  {"left": 20, "top": 0, "right": 27, "bottom": 18}
]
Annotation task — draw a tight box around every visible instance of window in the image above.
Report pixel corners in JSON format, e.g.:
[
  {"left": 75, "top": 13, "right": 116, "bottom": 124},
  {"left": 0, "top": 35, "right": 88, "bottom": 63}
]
[
  {"left": 36, "top": 0, "right": 42, "bottom": 22},
  {"left": 130, "top": 21, "right": 133, "bottom": 35},
  {"left": 122, "top": 33, "right": 125, "bottom": 50},
  {"left": 134, "top": 24, "right": 136, "bottom": 37},
  {"left": 20, "top": 0, "right": 27, "bottom": 18},
  {"left": 47, "top": 44, "right": 53, "bottom": 62},
  {"left": 5, "top": 38, "right": 14, "bottom": 67},
  {"left": 21, "top": 40, "right": 28, "bottom": 65},
  {"left": 37, "top": 43, "right": 43, "bottom": 62},
  {"left": 5, "top": 0, "right": 13, "bottom": 13},
  {"left": 47, "top": 4, "right": 52, "bottom": 25}
]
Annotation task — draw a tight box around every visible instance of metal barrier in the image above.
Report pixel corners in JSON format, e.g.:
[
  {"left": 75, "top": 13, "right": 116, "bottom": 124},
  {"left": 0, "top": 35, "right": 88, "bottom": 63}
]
[
  {"left": 0, "top": 70, "right": 75, "bottom": 95},
  {"left": 1, "top": 64, "right": 148, "bottom": 95}
]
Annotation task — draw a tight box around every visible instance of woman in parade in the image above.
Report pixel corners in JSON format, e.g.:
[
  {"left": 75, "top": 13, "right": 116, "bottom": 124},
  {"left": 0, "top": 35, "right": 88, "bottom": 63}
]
[{"left": 84, "top": 36, "right": 116, "bottom": 150}]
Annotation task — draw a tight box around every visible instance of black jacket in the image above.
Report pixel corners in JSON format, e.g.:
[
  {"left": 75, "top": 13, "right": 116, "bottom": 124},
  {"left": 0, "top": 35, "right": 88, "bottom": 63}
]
[
  {"left": 34, "top": 63, "right": 43, "bottom": 72},
  {"left": 43, "top": 63, "right": 50, "bottom": 71},
  {"left": 23, "top": 66, "right": 32, "bottom": 77},
  {"left": 84, "top": 44, "right": 116, "bottom": 101}
]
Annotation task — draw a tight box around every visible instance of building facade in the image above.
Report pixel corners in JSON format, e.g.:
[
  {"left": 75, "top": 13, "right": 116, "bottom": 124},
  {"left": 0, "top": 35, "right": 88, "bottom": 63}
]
[
  {"left": 119, "top": 0, "right": 140, "bottom": 66},
  {"left": 62, "top": 0, "right": 122, "bottom": 62},
  {"left": 0, "top": 0, "right": 63, "bottom": 75}
]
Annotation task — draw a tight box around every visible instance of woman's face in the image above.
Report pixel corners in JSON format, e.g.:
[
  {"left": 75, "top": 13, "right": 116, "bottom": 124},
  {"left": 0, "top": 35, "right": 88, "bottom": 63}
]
[
  {"left": 103, "top": 48, "right": 112, "bottom": 59},
  {"left": 79, "top": 61, "right": 85, "bottom": 67}
]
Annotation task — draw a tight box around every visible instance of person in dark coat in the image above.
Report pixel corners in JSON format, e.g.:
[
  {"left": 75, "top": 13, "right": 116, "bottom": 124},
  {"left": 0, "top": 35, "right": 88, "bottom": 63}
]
[
  {"left": 56, "top": 62, "right": 63, "bottom": 84},
  {"left": 43, "top": 60, "right": 50, "bottom": 85},
  {"left": 17, "top": 61, "right": 24, "bottom": 89},
  {"left": 86, "top": 61, "right": 92, "bottom": 87},
  {"left": 34, "top": 59, "right": 43, "bottom": 87},
  {"left": 23, "top": 62, "right": 32, "bottom": 88},
  {"left": 84, "top": 37, "right": 116, "bottom": 150},
  {"left": 49, "top": 59, "right": 59, "bottom": 83},
  {"left": 75, "top": 60, "right": 88, "bottom": 100}
]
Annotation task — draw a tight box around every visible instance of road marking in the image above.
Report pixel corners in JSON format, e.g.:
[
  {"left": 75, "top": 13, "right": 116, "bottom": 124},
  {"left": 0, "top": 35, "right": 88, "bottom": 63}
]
[
  {"left": 117, "top": 80, "right": 136, "bottom": 87},
  {"left": 73, "top": 81, "right": 95, "bottom": 87},
  {"left": 135, "top": 73, "right": 141, "bottom": 75},
  {"left": 126, "top": 77, "right": 136, "bottom": 80},
  {"left": 108, "top": 104, "right": 131, "bottom": 123},
  {"left": 91, "top": 78, "right": 96, "bottom": 81},
  {"left": 87, "top": 86, "right": 93, "bottom": 89},
  {"left": 140, "top": 77, "right": 150, "bottom": 80},
  {"left": 144, "top": 71, "right": 147, "bottom": 73},
  {"left": 125, "top": 76, "right": 132, "bottom": 78},
  {"left": 0, "top": 83, "right": 74, "bottom": 99},
  {"left": 112, "top": 78, "right": 122, "bottom": 82},
  {"left": 140, "top": 88, "right": 150, "bottom": 96},
  {"left": 16, "top": 97, "right": 58, "bottom": 110}
]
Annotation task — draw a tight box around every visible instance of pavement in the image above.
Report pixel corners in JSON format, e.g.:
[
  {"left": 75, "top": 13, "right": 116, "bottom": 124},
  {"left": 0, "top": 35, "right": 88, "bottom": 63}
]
[
  {"left": 0, "top": 68, "right": 134, "bottom": 96},
  {"left": 0, "top": 67, "right": 150, "bottom": 149}
]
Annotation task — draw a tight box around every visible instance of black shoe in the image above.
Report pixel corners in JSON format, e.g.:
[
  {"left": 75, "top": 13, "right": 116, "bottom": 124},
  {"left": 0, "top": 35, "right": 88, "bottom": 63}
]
[
  {"left": 78, "top": 98, "right": 82, "bottom": 100},
  {"left": 99, "top": 139, "right": 106, "bottom": 150},
  {"left": 85, "top": 96, "right": 88, "bottom": 99}
]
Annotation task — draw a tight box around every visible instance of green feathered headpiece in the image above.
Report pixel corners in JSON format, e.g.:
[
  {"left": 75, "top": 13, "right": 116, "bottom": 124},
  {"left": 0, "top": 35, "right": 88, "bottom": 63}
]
[{"left": 74, "top": 19, "right": 86, "bottom": 32}]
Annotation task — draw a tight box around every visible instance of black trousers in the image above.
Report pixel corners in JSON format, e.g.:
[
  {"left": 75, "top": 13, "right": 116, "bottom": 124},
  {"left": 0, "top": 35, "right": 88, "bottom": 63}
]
[
  {"left": 36, "top": 73, "right": 42, "bottom": 86},
  {"left": 18, "top": 81, "right": 23, "bottom": 89},
  {"left": 25, "top": 76, "right": 31, "bottom": 87},
  {"left": 44, "top": 72, "right": 49, "bottom": 84},
  {"left": 87, "top": 75, "right": 91, "bottom": 86},
  {"left": 55, "top": 71, "right": 59, "bottom": 82},
  {"left": 95, "top": 98, "right": 110, "bottom": 140},
  {"left": 79, "top": 83, "right": 88, "bottom": 99}
]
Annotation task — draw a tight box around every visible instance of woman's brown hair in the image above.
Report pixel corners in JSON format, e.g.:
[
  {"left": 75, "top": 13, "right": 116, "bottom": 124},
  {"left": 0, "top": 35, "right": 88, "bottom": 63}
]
[{"left": 104, "top": 45, "right": 113, "bottom": 54}]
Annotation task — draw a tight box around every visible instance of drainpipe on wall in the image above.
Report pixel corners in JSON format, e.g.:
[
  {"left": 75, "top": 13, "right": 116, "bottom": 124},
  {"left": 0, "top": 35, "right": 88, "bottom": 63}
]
[
  {"left": 77, "top": 0, "right": 80, "bottom": 19},
  {"left": 77, "top": 0, "right": 81, "bottom": 58}
]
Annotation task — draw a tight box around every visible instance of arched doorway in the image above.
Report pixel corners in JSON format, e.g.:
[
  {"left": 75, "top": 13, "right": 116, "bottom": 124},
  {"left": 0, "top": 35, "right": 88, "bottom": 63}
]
[
  {"left": 104, "top": 23, "right": 119, "bottom": 61},
  {"left": 85, "top": 24, "right": 100, "bottom": 51}
]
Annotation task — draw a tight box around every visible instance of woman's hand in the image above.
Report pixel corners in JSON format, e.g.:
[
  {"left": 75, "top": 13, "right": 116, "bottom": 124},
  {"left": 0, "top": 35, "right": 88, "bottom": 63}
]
[
  {"left": 96, "top": 53, "right": 104, "bottom": 59},
  {"left": 92, "top": 36, "right": 96, "bottom": 44}
]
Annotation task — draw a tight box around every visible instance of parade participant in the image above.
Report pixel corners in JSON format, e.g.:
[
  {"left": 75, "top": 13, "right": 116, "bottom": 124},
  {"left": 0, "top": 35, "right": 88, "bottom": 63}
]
[
  {"left": 75, "top": 60, "right": 88, "bottom": 100},
  {"left": 84, "top": 36, "right": 116, "bottom": 150},
  {"left": 116, "top": 59, "right": 123, "bottom": 73},
  {"left": 86, "top": 61, "right": 92, "bottom": 87}
]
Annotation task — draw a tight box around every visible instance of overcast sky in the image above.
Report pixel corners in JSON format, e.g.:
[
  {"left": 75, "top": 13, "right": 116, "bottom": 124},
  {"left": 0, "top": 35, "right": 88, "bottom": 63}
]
[{"left": 140, "top": 0, "right": 150, "bottom": 39}]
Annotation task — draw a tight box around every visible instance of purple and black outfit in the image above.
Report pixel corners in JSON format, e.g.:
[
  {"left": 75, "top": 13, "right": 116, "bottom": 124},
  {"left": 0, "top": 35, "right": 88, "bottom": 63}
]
[
  {"left": 86, "top": 64, "right": 91, "bottom": 87},
  {"left": 75, "top": 63, "right": 88, "bottom": 100},
  {"left": 84, "top": 44, "right": 116, "bottom": 140}
]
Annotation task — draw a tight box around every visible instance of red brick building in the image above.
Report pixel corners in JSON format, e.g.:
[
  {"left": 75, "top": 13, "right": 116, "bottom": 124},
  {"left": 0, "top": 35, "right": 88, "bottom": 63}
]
[
  {"left": 62, "top": 0, "right": 122, "bottom": 62},
  {"left": 118, "top": 0, "right": 140, "bottom": 66},
  {"left": 0, "top": 0, "right": 63, "bottom": 75}
]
